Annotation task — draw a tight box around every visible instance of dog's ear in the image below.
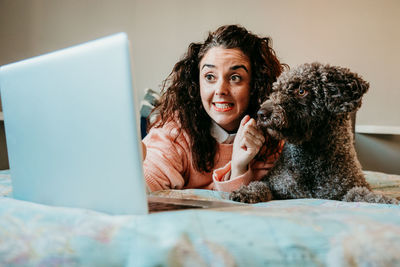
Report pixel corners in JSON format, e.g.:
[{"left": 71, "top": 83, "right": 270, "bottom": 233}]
[{"left": 323, "top": 66, "right": 369, "bottom": 115}]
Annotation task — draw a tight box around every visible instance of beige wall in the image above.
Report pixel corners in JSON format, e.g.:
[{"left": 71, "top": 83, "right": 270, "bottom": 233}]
[
  {"left": 1, "top": 0, "right": 400, "bottom": 174},
  {"left": 1, "top": 0, "right": 399, "bottom": 127}
]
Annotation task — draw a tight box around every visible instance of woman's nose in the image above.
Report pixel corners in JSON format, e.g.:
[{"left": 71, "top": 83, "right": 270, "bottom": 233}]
[{"left": 215, "top": 79, "right": 229, "bottom": 95}]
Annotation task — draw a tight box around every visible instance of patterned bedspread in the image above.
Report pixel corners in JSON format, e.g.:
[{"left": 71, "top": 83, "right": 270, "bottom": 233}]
[{"left": 0, "top": 170, "right": 400, "bottom": 266}]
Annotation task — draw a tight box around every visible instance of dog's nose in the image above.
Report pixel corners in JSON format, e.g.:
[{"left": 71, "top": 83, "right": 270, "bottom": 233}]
[
  {"left": 257, "top": 108, "right": 270, "bottom": 122},
  {"left": 257, "top": 100, "right": 273, "bottom": 122}
]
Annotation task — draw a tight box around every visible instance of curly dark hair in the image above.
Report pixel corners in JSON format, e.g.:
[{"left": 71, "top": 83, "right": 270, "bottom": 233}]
[{"left": 149, "top": 24, "right": 286, "bottom": 172}]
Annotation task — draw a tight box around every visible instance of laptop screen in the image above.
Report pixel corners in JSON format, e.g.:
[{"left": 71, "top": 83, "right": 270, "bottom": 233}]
[{"left": 0, "top": 33, "right": 148, "bottom": 215}]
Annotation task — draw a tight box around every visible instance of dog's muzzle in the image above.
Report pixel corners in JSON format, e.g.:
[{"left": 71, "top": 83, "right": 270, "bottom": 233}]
[{"left": 257, "top": 100, "right": 273, "bottom": 128}]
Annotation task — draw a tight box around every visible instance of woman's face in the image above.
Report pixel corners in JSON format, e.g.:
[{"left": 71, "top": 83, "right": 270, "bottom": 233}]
[{"left": 199, "top": 47, "right": 251, "bottom": 132}]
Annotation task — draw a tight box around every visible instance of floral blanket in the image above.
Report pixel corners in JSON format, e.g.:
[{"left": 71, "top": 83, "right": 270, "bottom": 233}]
[{"left": 0, "top": 170, "right": 400, "bottom": 266}]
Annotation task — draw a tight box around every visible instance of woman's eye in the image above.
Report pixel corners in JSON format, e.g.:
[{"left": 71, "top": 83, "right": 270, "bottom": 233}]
[
  {"left": 230, "top": 75, "right": 242, "bottom": 82},
  {"left": 205, "top": 74, "right": 215, "bottom": 81}
]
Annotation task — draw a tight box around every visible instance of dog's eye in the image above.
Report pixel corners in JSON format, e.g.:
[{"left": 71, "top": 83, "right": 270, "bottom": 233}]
[{"left": 295, "top": 88, "right": 308, "bottom": 97}]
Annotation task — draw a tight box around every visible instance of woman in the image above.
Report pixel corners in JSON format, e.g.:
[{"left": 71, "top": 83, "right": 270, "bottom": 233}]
[{"left": 143, "top": 24, "right": 285, "bottom": 192}]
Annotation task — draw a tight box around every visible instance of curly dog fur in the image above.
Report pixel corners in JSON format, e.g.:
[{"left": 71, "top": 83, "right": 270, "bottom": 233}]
[{"left": 230, "top": 62, "right": 398, "bottom": 204}]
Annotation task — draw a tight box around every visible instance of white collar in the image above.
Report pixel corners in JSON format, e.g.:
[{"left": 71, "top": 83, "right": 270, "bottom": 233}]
[{"left": 210, "top": 121, "right": 236, "bottom": 144}]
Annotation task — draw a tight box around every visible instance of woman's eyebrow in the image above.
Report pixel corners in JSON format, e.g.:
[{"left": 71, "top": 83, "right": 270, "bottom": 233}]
[
  {"left": 231, "top": 65, "right": 249, "bottom": 73},
  {"left": 201, "top": 64, "right": 215, "bottom": 70},
  {"left": 201, "top": 64, "right": 248, "bottom": 73}
]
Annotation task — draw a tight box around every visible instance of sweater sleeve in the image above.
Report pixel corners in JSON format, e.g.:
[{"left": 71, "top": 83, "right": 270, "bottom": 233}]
[
  {"left": 212, "top": 142, "right": 284, "bottom": 192},
  {"left": 142, "top": 124, "right": 189, "bottom": 192},
  {"left": 212, "top": 162, "right": 254, "bottom": 192}
]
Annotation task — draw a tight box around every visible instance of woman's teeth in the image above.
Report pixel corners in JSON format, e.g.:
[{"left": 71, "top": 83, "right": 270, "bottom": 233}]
[
  {"left": 215, "top": 103, "right": 232, "bottom": 109},
  {"left": 213, "top": 103, "right": 234, "bottom": 111}
]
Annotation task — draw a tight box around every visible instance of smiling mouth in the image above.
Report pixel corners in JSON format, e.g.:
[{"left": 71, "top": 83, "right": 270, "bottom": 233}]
[{"left": 213, "top": 102, "right": 234, "bottom": 112}]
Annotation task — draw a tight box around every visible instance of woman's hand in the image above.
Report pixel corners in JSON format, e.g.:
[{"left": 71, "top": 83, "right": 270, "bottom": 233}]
[
  {"left": 142, "top": 142, "right": 147, "bottom": 161},
  {"left": 231, "top": 115, "right": 265, "bottom": 179}
]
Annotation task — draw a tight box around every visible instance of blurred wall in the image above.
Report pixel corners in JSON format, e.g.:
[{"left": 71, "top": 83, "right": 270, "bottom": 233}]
[
  {"left": 355, "top": 134, "right": 400, "bottom": 175},
  {"left": 0, "top": 0, "right": 399, "bottom": 172}
]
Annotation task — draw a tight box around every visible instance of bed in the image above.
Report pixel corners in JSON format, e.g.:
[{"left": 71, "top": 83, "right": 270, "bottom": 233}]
[{"left": 0, "top": 170, "right": 400, "bottom": 266}]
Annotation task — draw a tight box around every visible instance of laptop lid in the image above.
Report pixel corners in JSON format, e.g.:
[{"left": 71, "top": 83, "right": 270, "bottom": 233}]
[{"left": 0, "top": 33, "right": 148, "bottom": 215}]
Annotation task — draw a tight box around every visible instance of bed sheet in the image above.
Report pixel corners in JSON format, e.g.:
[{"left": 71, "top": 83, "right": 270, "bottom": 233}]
[{"left": 0, "top": 170, "right": 400, "bottom": 267}]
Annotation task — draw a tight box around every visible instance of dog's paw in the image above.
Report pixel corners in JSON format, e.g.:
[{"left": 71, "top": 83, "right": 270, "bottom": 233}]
[
  {"left": 229, "top": 181, "right": 273, "bottom": 204},
  {"left": 343, "top": 186, "right": 399, "bottom": 204}
]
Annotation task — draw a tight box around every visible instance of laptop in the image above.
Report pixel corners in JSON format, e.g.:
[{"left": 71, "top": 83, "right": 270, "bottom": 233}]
[{"left": 0, "top": 33, "right": 242, "bottom": 215}]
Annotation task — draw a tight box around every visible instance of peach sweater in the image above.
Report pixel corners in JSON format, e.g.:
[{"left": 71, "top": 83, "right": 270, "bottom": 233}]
[{"left": 143, "top": 121, "right": 281, "bottom": 192}]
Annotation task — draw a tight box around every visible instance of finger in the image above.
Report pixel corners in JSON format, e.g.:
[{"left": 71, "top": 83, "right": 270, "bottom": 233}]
[
  {"left": 237, "top": 116, "right": 256, "bottom": 139},
  {"left": 241, "top": 115, "right": 251, "bottom": 126},
  {"left": 242, "top": 119, "right": 265, "bottom": 143},
  {"left": 248, "top": 132, "right": 265, "bottom": 145},
  {"left": 237, "top": 115, "right": 251, "bottom": 136},
  {"left": 241, "top": 130, "right": 264, "bottom": 146},
  {"left": 246, "top": 135, "right": 265, "bottom": 148},
  {"left": 240, "top": 138, "right": 264, "bottom": 157},
  {"left": 246, "top": 118, "right": 264, "bottom": 134},
  {"left": 240, "top": 133, "right": 265, "bottom": 150},
  {"left": 246, "top": 117, "right": 256, "bottom": 126},
  {"left": 249, "top": 128, "right": 265, "bottom": 144}
]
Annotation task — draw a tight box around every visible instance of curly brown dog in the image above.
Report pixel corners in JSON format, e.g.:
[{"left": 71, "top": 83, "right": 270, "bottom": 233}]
[{"left": 230, "top": 62, "right": 398, "bottom": 204}]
